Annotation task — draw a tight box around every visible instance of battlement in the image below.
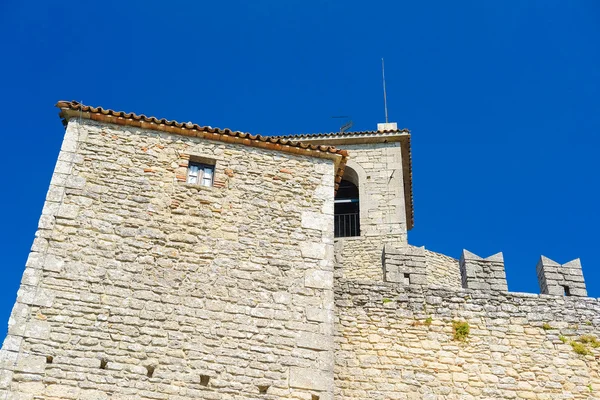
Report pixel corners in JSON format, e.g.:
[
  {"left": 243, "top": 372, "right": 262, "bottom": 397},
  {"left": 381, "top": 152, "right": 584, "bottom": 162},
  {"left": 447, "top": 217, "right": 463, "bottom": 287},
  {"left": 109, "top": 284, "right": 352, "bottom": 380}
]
[
  {"left": 459, "top": 250, "right": 508, "bottom": 291},
  {"left": 537, "top": 255, "right": 587, "bottom": 297},
  {"left": 379, "top": 246, "right": 590, "bottom": 297},
  {"left": 383, "top": 245, "right": 427, "bottom": 285}
]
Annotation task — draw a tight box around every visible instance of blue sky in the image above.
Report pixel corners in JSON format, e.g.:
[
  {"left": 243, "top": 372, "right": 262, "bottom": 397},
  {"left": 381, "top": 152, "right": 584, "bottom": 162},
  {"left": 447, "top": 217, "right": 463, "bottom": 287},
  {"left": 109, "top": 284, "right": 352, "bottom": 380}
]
[{"left": 0, "top": 1, "right": 598, "bottom": 337}]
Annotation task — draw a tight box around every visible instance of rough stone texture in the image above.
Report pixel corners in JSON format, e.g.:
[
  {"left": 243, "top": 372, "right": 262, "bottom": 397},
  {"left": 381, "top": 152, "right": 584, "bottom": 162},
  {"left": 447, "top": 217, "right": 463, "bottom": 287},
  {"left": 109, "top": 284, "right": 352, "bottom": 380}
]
[
  {"left": 424, "top": 249, "right": 461, "bottom": 289},
  {"left": 331, "top": 142, "right": 408, "bottom": 283},
  {"left": 336, "top": 242, "right": 462, "bottom": 289},
  {"left": 537, "top": 256, "right": 587, "bottom": 297},
  {"left": 335, "top": 280, "right": 600, "bottom": 399},
  {"left": 460, "top": 250, "right": 508, "bottom": 292},
  {"left": 341, "top": 143, "right": 407, "bottom": 240},
  {"left": 0, "top": 118, "right": 336, "bottom": 400},
  {"left": 334, "top": 236, "right": 404, "bottom": 281},
  {"left": 383, "top": 246, "right": 427, "bottom": 285}
]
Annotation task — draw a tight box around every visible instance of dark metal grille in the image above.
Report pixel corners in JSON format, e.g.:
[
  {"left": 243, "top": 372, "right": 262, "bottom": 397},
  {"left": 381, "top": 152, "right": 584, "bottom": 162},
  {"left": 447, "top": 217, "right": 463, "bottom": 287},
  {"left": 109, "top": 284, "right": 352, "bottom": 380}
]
[{"left": 335, "top": 213, "right": 360, "bottom": 238}]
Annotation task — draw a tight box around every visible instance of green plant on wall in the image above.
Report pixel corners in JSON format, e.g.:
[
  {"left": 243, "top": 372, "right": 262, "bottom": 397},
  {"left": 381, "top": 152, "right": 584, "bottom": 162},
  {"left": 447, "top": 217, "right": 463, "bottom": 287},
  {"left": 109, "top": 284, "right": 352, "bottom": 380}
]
[
  {"left": 559, "top": 335, "right": 568, "bottom": 344},
  {"left": 571, "top": 341, "right": 590, "bottom": 356},
  {"left": 542, "top": 323, "right": 552, "bottom": 331},
  {"left": 452, "top": 321, "right": 470, "bottom": 342},
  {"left": 382, "top": 298, "right": 393, "bottom": 304},
  {"left": 424, "top": 316, "right": 433, "bottom": 326},
  {"left": 579, "top": 335, "right": 600, "bottom": 348}
]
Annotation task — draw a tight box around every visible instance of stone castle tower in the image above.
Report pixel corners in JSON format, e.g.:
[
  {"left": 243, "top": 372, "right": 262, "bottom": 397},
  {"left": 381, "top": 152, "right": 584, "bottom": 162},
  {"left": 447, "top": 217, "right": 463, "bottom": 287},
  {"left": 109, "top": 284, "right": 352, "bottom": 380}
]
[{"left": 0, "top": 101, "right": 598, "bottom": 399}]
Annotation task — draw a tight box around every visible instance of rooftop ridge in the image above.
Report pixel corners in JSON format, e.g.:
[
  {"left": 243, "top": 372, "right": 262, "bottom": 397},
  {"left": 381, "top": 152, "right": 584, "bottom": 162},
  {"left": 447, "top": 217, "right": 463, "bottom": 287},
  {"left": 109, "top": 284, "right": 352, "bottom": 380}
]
[{"left": 273, "top": 129, "right": 410, "bottom": 139}]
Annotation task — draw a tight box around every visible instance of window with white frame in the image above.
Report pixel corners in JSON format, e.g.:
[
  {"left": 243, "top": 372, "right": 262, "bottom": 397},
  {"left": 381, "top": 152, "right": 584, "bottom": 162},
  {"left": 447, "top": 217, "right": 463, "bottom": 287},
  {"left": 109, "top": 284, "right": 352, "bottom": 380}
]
[{"left": 187, "top": 162, "right": 215, "bottom": 187}]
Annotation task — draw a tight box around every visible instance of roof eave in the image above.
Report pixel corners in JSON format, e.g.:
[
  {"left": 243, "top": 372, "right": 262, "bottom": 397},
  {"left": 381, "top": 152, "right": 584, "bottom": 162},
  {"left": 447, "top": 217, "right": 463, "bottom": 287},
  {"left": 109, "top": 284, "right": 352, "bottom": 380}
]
[{"left": 56, "top": 101, "right": 348, "bottom": 193}]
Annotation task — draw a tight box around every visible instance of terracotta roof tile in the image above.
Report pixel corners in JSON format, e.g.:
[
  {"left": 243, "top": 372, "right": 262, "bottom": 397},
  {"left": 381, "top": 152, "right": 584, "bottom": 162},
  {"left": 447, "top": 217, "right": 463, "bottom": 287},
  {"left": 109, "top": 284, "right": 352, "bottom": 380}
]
[
  {"left": 56, "top": 101, "right": 348, "bottom": 191},
  {"left": 273, "top": 129, "right": 410, "bottom": 139}
]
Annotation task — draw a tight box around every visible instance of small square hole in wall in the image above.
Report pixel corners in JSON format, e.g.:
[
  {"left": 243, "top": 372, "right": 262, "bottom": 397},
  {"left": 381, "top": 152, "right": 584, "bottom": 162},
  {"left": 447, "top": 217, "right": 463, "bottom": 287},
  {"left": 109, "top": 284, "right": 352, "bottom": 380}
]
[
  {"left": 187, "top": 158, "right": 215, "bottom": 187},
  {"left": 100, "top": 358, "right": 108, "bottom": 369},
  {"left": 403, "top": 273, "right": 411, "bottom": 285},
  {"left": 257, "top": 385, "right": 269, "bottom": 394},
  {"left": 312, "top": 395, "right": 320, "bottom": 400},
  {"left": 46, "top": 355, "right": 53, "bottom": 364},
  {"left": 146, "top": 365, "right": 155, "bottom": 378},
  {"left": 563, "top": 285, "right": 571, "bottom": 296},
  {"left": 200, "top": 375, "right": 210, "bottom": 386}
]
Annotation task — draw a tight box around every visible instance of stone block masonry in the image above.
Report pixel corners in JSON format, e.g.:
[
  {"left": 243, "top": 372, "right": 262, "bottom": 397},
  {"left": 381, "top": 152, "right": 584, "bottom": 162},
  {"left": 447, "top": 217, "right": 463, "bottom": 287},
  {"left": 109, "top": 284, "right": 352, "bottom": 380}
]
[
  {"left": 460, "top": 249, "right": 508, "bottom": 292},
  {"left": 383, "top": 245, "right": 427, "bottom": 285},
  {"left": 335, "top": 280, "right": 600, "bottom": 399},
  {"left": 424, "top": 248, "right": 461, "bottom": 289},
  {"left": 341, "top": 143, "right": 407, "bottom": 240},
  {"left": 334, "top": 235, "right": 404, "bottom": 281},
  {"left": 0, "top": 118, "right": 337, "bottom": 400},
  {"left": 537, "top": 256, "right": 587, "bottom": 297}
]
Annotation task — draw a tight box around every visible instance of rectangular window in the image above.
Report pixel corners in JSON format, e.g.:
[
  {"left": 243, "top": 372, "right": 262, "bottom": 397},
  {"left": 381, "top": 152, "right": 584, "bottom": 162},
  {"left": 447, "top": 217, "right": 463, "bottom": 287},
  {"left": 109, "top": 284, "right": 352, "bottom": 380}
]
[{"left": 187, "top": 162, "right": 214, "bottom": 187}]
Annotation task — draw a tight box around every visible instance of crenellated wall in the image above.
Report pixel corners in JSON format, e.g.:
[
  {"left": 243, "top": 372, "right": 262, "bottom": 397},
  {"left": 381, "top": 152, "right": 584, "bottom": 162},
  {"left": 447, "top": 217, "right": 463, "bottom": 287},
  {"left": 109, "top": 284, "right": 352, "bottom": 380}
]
[{"left": 335, "top": 280, "right": 600, "bottom": 399}]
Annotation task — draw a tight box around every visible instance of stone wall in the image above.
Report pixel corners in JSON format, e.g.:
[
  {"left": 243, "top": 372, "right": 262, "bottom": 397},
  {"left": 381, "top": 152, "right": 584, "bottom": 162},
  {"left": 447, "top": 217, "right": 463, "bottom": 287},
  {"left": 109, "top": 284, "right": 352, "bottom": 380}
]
[
  {"left": 341, "top": 143, "right": 407, "bottom": 241},
  {"left": 335, "top": 243, "right": 462, "bottom": 290},
  {"left": 335, "top": 280, "right": 600, "bottom": 399},
  {"left": 0, "top": 118, "right": 337, "bottom": 400},
  {"left": 425, "top": 249, "right": 461, "bottom": 289},
  {"left": 334, "top": 236, "right": 404, "bottom": 281},
  {"left": 383, "top": 246, "right": 427, "bottom": 285}
]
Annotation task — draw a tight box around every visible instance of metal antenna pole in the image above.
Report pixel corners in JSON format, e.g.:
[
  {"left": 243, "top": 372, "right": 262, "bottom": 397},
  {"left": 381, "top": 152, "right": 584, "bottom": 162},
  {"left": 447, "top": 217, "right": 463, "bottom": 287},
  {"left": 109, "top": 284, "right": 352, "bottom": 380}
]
[{"left": 382, "top": 58, "right": 389, "bottom": 123}]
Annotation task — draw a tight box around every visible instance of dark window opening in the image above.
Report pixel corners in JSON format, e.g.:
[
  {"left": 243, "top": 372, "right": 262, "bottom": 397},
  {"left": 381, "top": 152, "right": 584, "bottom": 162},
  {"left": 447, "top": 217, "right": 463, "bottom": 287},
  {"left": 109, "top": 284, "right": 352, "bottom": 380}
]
[
  {"left": 335, "top": 179, "right": 360, "bottom": 237},
  {"left": 404, "top": 273, "right": 411, "bottom": 285},
  {"left": 563, "top": 285, "right": 571, "bottom": 296}
]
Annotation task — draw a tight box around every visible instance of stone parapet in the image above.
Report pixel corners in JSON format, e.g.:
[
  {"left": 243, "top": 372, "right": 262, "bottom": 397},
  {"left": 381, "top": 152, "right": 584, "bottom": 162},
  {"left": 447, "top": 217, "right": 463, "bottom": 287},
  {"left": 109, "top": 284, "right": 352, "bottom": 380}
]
[
  {"left": 459, "top": 249, "right": 508, "bottom": 291},
  {"left": 537, "top": 256, "right": 587, "bottom": 297},
  {"left": 383, "top": 245, "right": 427, "bottom": 285}
]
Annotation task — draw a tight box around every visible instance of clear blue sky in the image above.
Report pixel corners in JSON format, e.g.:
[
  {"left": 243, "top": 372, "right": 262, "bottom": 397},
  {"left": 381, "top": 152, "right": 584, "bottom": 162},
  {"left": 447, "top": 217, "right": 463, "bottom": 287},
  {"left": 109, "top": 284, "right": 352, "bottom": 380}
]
[{"left": 0, "top": 1, "right": 598, "bottom": 337}]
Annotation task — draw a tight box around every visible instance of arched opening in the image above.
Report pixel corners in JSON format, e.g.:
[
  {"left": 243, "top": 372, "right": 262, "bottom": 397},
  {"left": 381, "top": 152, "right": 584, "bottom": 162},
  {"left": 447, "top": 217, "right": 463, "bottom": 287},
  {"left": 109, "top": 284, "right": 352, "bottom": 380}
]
[{"left": 335, "top": 167, "right": 360, "bottom": 237}]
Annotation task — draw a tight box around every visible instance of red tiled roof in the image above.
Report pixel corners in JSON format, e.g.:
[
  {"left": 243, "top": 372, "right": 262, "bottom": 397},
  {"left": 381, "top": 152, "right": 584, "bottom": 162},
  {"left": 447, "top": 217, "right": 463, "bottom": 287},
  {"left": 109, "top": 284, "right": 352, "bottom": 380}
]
[
  {"left": 56, "top": 101, "right": 348, "bottom": 191},
  {"left": 273, "top": 129, "right": 410, "bottom": 139}
]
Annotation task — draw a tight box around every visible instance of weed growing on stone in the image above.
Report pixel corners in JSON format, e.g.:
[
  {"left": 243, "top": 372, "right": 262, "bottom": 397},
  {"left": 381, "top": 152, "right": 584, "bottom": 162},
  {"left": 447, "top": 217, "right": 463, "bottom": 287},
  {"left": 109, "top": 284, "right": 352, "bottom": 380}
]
[
  {"left": 585, "top": 321, "right": 592, "bottom": 326},
  {"left": 382, "top": 298, "right": 393, "bottom": 304},
  {"left": 588, "top": 384, "right": 593, "bottom": 393},
  {"left": 571, "top": 341, "right": 590, "bottom": 356},
  {"left": 452, "top": 321, "right": 470, "bottom": 342},
  {"left": 542, "top": 323, "right": 552, "bottom": 331},
  {"left": 579, "top": 335, "right": 600, "bottom": 348},
  {"left": 424, "top": 316, "right": 433, "bottom": 326},
  {"left": 559, "top": 335, "right": 568, "bottom": 344}
]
